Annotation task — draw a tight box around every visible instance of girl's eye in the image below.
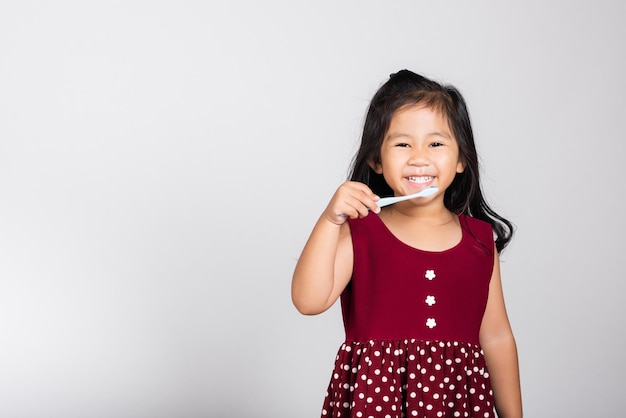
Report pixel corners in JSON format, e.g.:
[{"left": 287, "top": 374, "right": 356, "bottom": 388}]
[
  {"left": 429, "top": 142, "right": 443, "bottom": 147},
  {"left": 395, "top": 143, "right": 410, "bottom": 148}
]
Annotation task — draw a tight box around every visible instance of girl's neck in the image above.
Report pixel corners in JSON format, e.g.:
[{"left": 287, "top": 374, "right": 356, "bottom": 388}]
[
  {"left": 378, "top": 205, "right": 462, "bottom": 252},
  {"left": 382, "top": 204, "right": 457, "bottom": 227}
]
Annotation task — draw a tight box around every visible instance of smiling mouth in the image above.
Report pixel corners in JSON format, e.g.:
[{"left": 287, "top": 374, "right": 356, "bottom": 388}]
[{"left": 407, "top": 176, "right": 433, "bottom": 184}]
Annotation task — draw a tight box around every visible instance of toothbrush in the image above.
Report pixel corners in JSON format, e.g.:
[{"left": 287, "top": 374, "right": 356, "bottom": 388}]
[{"left": 376, "top": 186, "right": 439, "bottom": 208}]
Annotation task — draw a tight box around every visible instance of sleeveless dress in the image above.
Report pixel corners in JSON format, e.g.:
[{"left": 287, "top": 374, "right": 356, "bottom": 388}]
[{"left": 321, "top": 213, "right": 496, "bottom": 418}]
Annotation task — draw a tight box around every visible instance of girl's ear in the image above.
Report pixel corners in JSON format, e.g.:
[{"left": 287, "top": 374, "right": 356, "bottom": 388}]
[
  {"left": 456, "top": 159, "right": 465, "bottom": 174},
  {"left": 369, "top": 158, "right": 383, "bottom": 174}
]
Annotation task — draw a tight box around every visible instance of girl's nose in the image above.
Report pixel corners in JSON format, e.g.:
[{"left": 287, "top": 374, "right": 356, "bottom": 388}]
[{"left": 408, "top": 151, "right": 429, "bottom": 166}]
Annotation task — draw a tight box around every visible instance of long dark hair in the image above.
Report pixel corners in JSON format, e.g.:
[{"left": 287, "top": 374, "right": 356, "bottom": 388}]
[{"left": 349, "top": 69, "right": 514, "bottom": 253}]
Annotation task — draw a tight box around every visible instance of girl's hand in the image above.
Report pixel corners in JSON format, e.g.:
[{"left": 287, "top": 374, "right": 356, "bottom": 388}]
[{"left": 323, "top": 181, "right": 380, "bottom": 225}]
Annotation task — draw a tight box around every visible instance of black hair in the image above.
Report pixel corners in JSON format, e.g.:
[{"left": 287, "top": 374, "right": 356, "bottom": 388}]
[{"left": 349, "top": 69, "right": 513, "bottom": 253}]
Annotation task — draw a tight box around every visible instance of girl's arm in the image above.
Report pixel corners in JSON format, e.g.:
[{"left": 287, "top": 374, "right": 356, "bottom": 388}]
[
  {"left": 291, "top": 182, "right": 379, "bottom": 315},
  {"left": 479, "top": 250, "right": 523, "bottom": 418}
]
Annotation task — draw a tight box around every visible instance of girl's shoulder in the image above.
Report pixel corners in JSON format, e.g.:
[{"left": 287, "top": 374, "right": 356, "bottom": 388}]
[
  {"left": 459, "top": 213, "right": 491, "bottom": 231},
  {"left": 459, "top": 213, "right": 496, "bottom": 252},
  {"left": 346, "top": 213, "right": 389, "bottom": 243}
]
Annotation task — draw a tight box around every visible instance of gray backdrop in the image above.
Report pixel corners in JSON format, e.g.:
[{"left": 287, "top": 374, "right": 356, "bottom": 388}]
[{"left": 1, "top": 1, "right": 624, "bottom": 417}]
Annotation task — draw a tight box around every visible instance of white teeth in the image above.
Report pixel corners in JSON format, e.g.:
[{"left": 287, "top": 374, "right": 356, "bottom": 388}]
[{"left": 408, "top": 176, "right": 433, "bottom": 184}]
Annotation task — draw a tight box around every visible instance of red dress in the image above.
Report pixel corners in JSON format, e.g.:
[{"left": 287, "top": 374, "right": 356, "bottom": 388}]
[{"left": 321, "top": 214, "right": 496, "bottom": 418}]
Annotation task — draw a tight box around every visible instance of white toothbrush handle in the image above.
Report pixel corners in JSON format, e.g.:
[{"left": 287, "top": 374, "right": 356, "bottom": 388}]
[
  {"left": 376, "top": 187, "right": 439, "bottom": 208},
  {"left": 339, "top": 187, "right": 438, "bottom": 216}
]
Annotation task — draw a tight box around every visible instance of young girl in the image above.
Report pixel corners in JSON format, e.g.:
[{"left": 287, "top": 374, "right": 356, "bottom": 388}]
[{"left": 292, "top": 70, "right": 522, "bottom": 417}]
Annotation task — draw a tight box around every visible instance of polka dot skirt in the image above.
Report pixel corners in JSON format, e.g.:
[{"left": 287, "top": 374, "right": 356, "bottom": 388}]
[{"left": 321, "top": 339, "right": 494, "bottom": 418}]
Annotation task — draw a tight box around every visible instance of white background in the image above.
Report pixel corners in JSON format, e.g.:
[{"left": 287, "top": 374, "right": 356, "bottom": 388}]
[{"left": 1, "top": 1, "right": 625, "bottom": 417}]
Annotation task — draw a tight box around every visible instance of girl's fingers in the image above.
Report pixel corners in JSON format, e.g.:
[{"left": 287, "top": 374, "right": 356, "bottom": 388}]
[
  {"left": 351, "top": 191, "right": 380, "bottom": 215},
  {"left": 345, "top": 184, "right": 378, "bottom": 203},
  {"left": 325, "top": 182, "right": 380, "bottom": 224},
  {"left": 341, "top": 199, "right": 375, "bottom": 219}
]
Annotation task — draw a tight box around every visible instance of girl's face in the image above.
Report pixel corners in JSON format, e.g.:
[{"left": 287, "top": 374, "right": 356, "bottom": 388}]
[{"left": 370, "top": 105, "right": 465, "bottom": 199}]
